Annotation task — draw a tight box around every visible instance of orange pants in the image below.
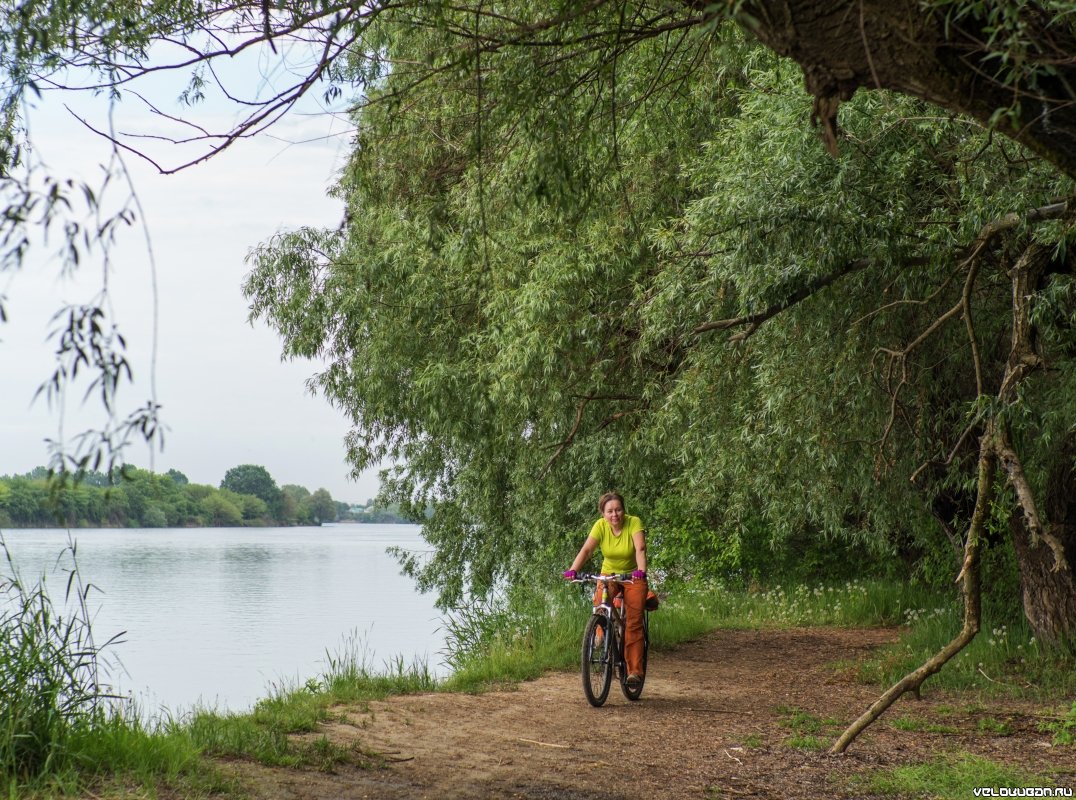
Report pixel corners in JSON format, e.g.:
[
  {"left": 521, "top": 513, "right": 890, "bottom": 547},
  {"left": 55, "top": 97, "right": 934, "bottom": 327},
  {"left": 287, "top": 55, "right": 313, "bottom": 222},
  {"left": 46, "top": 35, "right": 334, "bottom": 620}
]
[{"left": 593, "top": 577, "right": 647, "bottom": 676}]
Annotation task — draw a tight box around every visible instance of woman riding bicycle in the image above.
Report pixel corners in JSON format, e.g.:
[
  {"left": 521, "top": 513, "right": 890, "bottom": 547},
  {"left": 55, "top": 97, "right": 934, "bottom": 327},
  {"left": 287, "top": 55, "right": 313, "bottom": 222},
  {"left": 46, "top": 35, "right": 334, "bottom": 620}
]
[{"left": 563, "top": 491, "right": 648, "bottom": 689}]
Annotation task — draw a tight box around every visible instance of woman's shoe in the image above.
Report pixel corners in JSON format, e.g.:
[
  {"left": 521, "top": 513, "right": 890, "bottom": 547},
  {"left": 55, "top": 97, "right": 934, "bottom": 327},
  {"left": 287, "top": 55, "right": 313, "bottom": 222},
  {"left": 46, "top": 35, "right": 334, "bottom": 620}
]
[{"left": 626, "top": 673, "right": 643, "bottom": 689}]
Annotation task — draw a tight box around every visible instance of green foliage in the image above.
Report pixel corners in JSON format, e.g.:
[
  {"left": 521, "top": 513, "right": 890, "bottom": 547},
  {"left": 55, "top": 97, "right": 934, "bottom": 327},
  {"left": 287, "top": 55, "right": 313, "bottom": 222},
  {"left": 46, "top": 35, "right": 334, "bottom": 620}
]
[
  {"left": 0, "top": 466, "right": 342, "bottom": 529},
  {"left": 648, "top": 495, "right": 744, "bottom": 582},
  {"left": 353, "top": 501, "right": 411, "bottom": 524},
  {"left": 200, "top": 491, "right": 243, "bottom": 527},
  {"left": 308, "top": 488, "right": 336, "bottom": 524},
  {"left": 165, "top": 469, "right": 189, "bottom": 486},
  {"left": 245, "top": 1, "right": 1076, "bottom": 633},
  {"left": 219, "top": 464, "right": 284, "bottom": 521},
  {"left": 0, "top": 0, "right": 1074, "bottom": 651}
]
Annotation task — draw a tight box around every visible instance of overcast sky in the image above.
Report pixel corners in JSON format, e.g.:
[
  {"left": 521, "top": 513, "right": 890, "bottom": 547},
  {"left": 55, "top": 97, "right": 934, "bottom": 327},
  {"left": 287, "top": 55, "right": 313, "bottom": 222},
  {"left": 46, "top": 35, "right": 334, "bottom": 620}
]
[{"left": 0, "top": 52, "right": 384, "bottom": 504}]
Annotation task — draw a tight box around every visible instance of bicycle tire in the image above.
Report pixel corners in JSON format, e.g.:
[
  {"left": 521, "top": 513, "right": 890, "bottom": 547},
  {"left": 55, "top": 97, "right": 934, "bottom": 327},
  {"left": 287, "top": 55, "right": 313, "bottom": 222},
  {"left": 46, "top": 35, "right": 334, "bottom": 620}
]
[
  {"left": 620, "top": 612, "right": 649, "bottom": 701},
  {"left": 581, "top": 613, "right": 613, "bottom": 707}
]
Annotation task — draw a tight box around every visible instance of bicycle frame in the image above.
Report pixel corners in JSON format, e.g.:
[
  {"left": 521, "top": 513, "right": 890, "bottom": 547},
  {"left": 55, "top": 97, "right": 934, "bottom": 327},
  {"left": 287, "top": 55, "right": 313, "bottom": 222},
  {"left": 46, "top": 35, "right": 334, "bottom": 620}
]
[
  {"left": 592, "top": 576, "right": 626, "bottom": 668},
  {"left": 571, "top": 573, "right": 648, "bottom": 706}
]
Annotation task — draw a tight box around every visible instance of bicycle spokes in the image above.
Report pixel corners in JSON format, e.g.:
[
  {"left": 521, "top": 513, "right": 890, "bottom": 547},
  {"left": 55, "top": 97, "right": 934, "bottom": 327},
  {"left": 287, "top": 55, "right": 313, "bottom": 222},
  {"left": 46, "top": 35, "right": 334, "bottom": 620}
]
[{"left": 581, "top": 614, "right": 613, "bottom": 707}]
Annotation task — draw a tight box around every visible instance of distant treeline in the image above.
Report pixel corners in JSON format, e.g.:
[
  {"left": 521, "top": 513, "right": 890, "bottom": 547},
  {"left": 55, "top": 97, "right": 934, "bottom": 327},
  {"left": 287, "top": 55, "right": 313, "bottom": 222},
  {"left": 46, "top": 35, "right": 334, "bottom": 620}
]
[{"left": 0, "top": 465, "right": 410, "bottom": 529}]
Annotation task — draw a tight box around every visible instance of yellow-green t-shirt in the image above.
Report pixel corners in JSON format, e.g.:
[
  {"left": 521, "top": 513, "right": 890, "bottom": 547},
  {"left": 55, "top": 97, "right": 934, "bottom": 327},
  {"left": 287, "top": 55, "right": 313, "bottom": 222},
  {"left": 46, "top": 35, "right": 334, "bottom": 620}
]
[{"left": 588, "top": 515, "right": 645, "bottom": 574}]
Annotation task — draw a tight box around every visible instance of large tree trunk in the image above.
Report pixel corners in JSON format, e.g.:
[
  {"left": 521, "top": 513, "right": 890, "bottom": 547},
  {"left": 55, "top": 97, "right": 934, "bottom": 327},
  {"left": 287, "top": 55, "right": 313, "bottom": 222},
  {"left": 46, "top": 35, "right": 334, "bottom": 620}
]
[
  {"left": 727, "top": 1, "right": 1076, "bottom": 180},
  {"left": 1013, "top": 433, "right": 1076, "bottom": 648},
  {"left": 1014, "top": 518, "right": 1076, "bottom": 647},
  {"left": 1001, "top": 247, "right": 1076, "bottom": 648}
]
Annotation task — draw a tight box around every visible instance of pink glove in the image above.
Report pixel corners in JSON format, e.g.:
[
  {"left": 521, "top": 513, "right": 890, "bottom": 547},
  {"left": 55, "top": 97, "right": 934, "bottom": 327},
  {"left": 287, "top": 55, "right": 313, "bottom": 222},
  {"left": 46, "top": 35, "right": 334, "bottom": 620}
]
[
  {"left": 563, "top": 569, "right": 577, "bottom": 580},
  {"left": 632, "top": 570, "right": 646, "bottom": 580}
]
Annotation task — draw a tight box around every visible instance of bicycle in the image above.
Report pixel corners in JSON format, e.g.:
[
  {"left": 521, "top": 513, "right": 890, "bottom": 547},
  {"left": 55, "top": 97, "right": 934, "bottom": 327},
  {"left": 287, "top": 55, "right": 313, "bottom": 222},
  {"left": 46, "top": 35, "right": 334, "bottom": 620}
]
[{"left": 570, "top": 573, "right": 650, "bottom": 707}]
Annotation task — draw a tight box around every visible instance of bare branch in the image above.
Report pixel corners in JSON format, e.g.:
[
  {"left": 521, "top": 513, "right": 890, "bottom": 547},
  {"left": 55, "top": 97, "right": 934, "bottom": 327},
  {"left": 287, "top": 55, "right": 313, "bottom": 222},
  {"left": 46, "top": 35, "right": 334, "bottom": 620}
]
[
  {"left": 693, "top": 258, "right": 870, "bottom": 337},
  {"left": 878, "top": 202, "right": 1068, "bottom": 478},
  {"left": 850, "top": 264, "right": 960, "bottom": 328},
  {"left": 832, "top": 433, "right": 995, "bottom": 754},
  {"left": 542, "top": 397, "right": 592, "bottom": 475},
  {"left": 961, "top": 251, "right": 984, "bottom": 397},
  {"left": 541, "top": 396, "right": 643, "bottom": 476},
  {"left": 909, "top": 408, "right": 984, "bottom": 484}
]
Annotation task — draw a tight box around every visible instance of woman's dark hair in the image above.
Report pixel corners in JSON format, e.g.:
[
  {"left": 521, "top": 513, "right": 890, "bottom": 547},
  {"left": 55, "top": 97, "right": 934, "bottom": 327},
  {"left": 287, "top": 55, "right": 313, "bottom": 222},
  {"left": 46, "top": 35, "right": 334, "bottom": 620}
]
[{"left": 598, "top": 492, "right": 625, "bottom": 513}]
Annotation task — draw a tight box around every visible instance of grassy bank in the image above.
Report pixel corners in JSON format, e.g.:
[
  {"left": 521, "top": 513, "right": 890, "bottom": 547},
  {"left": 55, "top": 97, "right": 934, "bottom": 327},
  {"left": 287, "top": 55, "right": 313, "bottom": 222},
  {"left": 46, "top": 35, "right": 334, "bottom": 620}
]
[{"left": 4, "top": 575, "right": 1073, "bottom": 798}]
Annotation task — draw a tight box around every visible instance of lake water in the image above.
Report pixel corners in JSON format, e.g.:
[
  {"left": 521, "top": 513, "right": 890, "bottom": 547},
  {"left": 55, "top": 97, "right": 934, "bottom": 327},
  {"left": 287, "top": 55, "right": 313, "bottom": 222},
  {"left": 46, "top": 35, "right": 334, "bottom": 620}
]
[{"left": 0, "top": 524, "right": 446, "bottom": 718}]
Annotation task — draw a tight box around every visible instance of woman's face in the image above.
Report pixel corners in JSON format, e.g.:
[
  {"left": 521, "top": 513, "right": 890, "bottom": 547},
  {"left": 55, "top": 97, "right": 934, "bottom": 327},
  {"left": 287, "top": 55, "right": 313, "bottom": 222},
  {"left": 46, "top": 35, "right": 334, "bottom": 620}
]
[{"left": 602, "top": 499, "right": 625, "bottom": 529}]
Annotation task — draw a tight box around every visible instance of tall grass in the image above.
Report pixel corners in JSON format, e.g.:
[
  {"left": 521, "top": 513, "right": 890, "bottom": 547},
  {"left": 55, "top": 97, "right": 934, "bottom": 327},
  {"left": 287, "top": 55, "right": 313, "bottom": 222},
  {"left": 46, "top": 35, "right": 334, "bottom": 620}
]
[
  {"left": 183, "top": 629, "right": 438, "bottom": 769},
  {"left": 659, "top": 577, "right": 924, "bottom": 629},
  {"left": 857, "top": 601, "right": 1076, "bottom": 696},
  {"left": 0, "top": 539, "right": 219, "bottom": 797},
  {"left": 0, "top": 538, "right": 122, "bottom": 781},
  {"left": 440, "top": 592, "right": 590, "bottom": 690}
]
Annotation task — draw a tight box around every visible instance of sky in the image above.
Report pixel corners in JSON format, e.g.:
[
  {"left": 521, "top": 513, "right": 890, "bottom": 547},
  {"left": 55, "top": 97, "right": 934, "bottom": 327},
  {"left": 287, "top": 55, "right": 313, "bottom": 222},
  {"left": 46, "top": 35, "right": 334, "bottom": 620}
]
[{"left": 0, "top": 47, "right": 384, "bottom": 504}]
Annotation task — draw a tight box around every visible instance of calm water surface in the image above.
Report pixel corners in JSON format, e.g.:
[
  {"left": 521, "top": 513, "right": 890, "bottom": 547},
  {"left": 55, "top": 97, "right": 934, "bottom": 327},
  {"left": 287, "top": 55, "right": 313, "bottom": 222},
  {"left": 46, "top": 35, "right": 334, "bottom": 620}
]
[{"left": 0, "top": 525, "right": 445, "bottom": 717}]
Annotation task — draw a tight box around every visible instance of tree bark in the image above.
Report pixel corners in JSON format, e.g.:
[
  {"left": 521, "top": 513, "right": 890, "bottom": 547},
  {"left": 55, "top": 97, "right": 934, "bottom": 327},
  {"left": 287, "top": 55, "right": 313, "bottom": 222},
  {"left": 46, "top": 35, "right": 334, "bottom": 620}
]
[
  {"left": 1012, "top": 433, "right": 1076, "bottom": 648},
  {"left": 728, "top": 0, "right": 1076, "bottom": 180},
  {"left": 1002, "top": 245, "right": 1076, "bottom": 647}
]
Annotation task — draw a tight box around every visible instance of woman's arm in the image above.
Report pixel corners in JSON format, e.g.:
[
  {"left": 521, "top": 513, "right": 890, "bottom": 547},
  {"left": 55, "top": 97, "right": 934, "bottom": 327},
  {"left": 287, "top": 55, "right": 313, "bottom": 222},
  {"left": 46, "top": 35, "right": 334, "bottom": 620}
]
[
  {"left": 569, "top": 536, "right": 599, "bottom": 572},
  {"left": 633, "top": 530, "right": 647, "bottom": 573}
]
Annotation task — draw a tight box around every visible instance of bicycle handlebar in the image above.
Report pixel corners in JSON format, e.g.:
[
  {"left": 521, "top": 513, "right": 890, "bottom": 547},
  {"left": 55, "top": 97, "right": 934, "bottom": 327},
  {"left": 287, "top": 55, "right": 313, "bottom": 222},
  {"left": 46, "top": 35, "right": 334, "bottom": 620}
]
[{"left": 569, "top": 572, "right": 636, "bottom": 583}]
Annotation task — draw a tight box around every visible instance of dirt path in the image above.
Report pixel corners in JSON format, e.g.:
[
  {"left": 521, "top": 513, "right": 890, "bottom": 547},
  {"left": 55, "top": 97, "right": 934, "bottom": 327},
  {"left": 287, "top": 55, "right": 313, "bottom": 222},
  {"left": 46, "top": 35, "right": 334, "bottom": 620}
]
[{"left": 226, "top": 628, "right": 1075, "bottom": 799}]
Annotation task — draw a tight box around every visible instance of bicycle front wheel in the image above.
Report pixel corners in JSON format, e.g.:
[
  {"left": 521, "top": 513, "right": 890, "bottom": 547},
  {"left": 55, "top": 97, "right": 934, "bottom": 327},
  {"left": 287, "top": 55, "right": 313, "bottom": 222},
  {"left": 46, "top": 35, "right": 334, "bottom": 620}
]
[{"left": 581, "top": 614, "right": 613, "bottom": 707}]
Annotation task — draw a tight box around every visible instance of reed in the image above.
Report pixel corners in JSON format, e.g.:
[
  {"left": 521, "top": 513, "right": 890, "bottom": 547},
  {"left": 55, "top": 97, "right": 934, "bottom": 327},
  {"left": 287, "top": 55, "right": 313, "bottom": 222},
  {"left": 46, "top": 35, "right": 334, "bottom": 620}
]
[
  {"left": 0, "top": 538, "right": 222, "bottom": 798},
  {"left": 0, "top": 538, "right": 121, "bottom": 781}
]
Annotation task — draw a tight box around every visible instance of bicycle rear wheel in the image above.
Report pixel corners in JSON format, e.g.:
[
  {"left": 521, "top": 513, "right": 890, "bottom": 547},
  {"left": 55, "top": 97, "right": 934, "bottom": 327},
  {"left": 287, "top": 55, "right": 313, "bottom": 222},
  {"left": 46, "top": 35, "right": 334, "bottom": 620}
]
[
  {"left": 620, "top": 612, "right": 649, "bottom": 701},
  {"left": 581, "top": 614, "right": 613, "bottom": 707}
]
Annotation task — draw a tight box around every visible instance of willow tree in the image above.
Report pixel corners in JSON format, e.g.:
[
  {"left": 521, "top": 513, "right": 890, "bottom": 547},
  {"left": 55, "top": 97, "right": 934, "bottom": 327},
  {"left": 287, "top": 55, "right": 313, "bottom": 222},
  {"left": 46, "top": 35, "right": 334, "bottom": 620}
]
[
  {"left": 240, "top": 1, "right": 1076, "bottom": 751},
  {"left": 3, "top": 0, "right": 1075, "bottom": 750}
]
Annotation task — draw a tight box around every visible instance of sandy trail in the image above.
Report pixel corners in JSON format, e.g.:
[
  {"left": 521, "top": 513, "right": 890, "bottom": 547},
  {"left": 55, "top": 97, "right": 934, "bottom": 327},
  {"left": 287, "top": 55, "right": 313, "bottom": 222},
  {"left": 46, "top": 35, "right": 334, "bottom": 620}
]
[{"left": 223, "top": 628, "right": 1074, "bottom": 799}]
